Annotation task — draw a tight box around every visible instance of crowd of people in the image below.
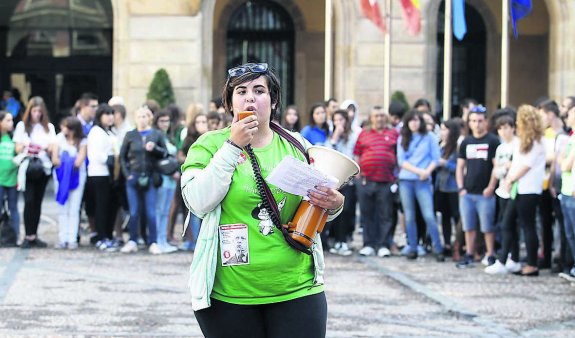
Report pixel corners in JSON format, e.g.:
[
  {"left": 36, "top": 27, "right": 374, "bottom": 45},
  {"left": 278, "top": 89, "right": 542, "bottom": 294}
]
[{"left": 1, "top": 86, "right": 575, "bottom": 279}]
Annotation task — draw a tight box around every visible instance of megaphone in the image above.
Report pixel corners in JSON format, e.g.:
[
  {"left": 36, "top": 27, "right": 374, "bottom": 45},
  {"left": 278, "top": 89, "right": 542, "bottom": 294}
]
[{"left": 285, "top": 146, "right": 360, "bottom": 248}]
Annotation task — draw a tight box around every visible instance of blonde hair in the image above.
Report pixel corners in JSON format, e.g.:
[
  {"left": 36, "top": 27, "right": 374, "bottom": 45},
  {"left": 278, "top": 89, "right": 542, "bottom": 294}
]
[
  {"left": 516, "top": 104, "right": 544, "bottom": 154},
  {"left": 185, "top": 103, "right": 204, "bottom": 126}
]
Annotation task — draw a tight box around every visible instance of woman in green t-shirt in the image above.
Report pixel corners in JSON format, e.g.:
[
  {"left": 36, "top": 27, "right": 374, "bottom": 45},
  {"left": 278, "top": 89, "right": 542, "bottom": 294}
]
[
  {"left": 182, "top": 63, "right": 344, "bottom": 338},
  {"left": 0, "top": 111, "right": 20, "bottom": 245}
]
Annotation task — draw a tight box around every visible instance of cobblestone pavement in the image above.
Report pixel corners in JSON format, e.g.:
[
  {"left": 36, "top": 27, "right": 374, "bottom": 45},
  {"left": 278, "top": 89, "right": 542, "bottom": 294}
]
[{"left": 0, "top": 196, "right": 573, "bottom": 337}]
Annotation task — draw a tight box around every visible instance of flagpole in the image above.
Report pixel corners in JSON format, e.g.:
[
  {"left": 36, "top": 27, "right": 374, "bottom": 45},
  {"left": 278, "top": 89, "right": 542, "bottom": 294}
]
[
  {"left": 443, "top": 0, "right": 452, "bottom": 121},
  {"left": 383, "top": 0, "right": 391, "bottom": 110},
  {"left": 324, "top": 0, "right": 333, "bottom": 100},
  {"left": 501, "top": 0, "right": 509, "bottom": 107}
]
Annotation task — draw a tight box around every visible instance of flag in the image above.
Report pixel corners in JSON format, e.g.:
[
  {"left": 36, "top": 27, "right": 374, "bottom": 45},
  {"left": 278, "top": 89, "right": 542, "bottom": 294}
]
[
  {"left": 360, "top": 0, "right": 386, "bottom": 33},
  {"left": 453, "top": 0, "right": 467, "bottom": 40},
  {"left": 400, "top": 0, "right": 421, "bottom": 36},
  {"left": 510, "top": 0, "right": 532, "bottom": 38}
]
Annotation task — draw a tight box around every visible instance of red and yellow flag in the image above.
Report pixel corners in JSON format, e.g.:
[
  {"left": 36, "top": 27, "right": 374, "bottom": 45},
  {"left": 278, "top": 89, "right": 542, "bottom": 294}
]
[
  {"left": 400, "top": 0, "right": 421, "bottom": 36},
  {"left": 360, "top": 0, "right": 386, "bottom": 33}
]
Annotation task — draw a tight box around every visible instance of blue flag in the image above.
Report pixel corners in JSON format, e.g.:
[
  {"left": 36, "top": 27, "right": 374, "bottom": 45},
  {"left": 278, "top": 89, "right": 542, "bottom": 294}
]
[
  {"left": 511, "top": 0, "right": 532, "bottom": 38},
  {"left": 453, "top": 0, "right": 467, "bottom": 41}
]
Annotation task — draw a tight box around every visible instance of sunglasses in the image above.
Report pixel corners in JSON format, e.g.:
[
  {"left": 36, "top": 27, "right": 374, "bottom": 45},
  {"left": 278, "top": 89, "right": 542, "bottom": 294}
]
[
  {"left": 227, "top": 63, "right": 269, "bottom": 78},
  {"left": 470, "top": 105, "right": 487, "bottom": 113}
]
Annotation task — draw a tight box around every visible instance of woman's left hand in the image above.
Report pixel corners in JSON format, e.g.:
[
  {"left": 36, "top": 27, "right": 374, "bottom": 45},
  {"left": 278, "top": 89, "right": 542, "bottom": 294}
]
[{"left": 307, "top": 186, "right": 344, "bottom": 211}]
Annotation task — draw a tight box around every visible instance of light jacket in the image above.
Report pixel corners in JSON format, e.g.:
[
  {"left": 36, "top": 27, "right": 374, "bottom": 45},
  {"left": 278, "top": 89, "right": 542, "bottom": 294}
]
[{"left": 181, "top": 129, "right": 340, "bottom": 311}]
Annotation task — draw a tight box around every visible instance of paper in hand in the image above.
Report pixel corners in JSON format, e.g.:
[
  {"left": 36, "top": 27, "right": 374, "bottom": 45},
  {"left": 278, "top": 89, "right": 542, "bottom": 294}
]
[{"left": 266, "top": 155, "right": 339, "bottom": 197}]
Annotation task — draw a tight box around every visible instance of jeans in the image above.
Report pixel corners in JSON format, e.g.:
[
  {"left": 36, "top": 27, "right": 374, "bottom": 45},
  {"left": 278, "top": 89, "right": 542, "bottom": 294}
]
[
  {"left": 0, "top": 185, "right": 19, "bottom": 239},
  {"left": 126, "top": 174, "right": 157, "bottom": 244},
  {"left": 399, "top": 179, "right": 443, "bottom": 253},
  {"left": 156, "top": 186, "right": 175, "bottom": 247},
  {"left": 57, "top": 171, "right": 86, "bottom": 244},
  {"left": 459, "top": 193, "right": 496, "bottom": 233},
  {"left": 357, "top": 180, "right": 394, "bottom": 248},
  {"left": 561, "top": 195, "right": 575, "bottom": 264},
  {"left": 23, "top": 174, "right": 49, "bottom": 236}
]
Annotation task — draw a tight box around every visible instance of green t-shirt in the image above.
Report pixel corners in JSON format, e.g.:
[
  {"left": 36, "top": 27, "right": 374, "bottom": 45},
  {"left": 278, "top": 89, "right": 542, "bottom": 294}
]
[
  {"left": 0, "top": 134, "right": 17, "bottom": 187},
  {"left": 561, "top": 135, "right": 575, "bottom": 196},
  {"left": 183, "top": 127, "right": 323, "bottom": 305}
]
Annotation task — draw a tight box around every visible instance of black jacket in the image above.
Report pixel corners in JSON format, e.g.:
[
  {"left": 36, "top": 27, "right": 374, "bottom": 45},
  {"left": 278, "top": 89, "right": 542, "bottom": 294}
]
[{"left": 120, "top": 128, "right": 167, "bottom": 177}]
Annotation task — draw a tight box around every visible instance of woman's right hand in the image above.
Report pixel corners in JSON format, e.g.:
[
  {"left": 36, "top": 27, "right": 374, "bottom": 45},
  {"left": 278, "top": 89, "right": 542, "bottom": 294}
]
[{"left": 229, "top": 114, "right": 258, "bottom": 147}]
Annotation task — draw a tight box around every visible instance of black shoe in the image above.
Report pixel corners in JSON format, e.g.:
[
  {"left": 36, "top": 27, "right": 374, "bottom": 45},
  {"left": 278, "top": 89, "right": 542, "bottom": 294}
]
[
  {"left": 435, "top": 253, "right": 445, "bottom": 262},
  {"left": 456, "top": 254, "right": 474, "bottom": 269},
  {"left": 538, "top": 259, "right": 551, "bottom": 270},
  {"left": 33, "top": 238, "right": 48, "bottom": 248},
  {"left": 442, "top": 246, "right": 452, "bottom": 256},
  {"left": 520, "top": 269, "right": 539, "bottom": 277},
  {"left": 20, "top": 239, "right": 32, "bottom": 249},
  {"left": 406, "top": 251, "right": 418, "bottom": 260}
]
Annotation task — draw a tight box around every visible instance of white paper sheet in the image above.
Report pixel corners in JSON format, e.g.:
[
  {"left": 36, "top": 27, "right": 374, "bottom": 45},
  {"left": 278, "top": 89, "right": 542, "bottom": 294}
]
[{"left": 266, "top": 155, "right": 339, "bottom": 197}]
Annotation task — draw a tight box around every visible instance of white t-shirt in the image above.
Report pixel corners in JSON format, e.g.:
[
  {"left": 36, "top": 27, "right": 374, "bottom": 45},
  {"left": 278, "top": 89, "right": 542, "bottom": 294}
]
[
  {"left": 13, "top": 121, "right": 56, "bottom": 168},
  {"left": 87, "top": 126, "right": 114, "bottom": 177},
  {"left": 509, "top": 140, "right": 546, "bottom": 195}
]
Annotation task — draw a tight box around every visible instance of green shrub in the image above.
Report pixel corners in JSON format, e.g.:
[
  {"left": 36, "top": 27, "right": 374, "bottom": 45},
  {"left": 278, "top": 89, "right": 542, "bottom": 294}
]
[
  {"left": 147, "top": 68, "right": 175, "bottom": 108},
  {"left": 391, "top": 91, "right": 409, "bottom": 110}
]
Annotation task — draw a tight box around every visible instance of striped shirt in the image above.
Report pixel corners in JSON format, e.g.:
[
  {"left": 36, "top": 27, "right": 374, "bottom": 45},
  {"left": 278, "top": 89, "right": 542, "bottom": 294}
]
[{"left": 354, "top": 128, "right": 398, "bottom": 182}]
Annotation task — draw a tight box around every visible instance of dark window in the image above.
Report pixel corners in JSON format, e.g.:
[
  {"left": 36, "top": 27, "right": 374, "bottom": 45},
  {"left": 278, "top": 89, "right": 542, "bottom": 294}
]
[{"left": 227, "top": 1, "right": 295, "bottom": 106}]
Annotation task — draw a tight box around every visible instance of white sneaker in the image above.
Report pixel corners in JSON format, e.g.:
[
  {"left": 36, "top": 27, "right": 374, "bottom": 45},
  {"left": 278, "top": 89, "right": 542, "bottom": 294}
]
[
  {"left": 485, "top": 260, "right": 507, "bottom": 274},
  {"left": 359, "top": 246, "right": 375, "bottom": 256},
  {"left": 377, "top": 247, "right": 391, "bottom": 258},
  {"left": 161, "top": 244, "right": 178, "bottom": 254},
  {"left": 120, "top": 240, "right": 138, "bottom": 253},
  {"left": 148, "top": 243, "right": 162, "bottom": 255},
  {"left": 338, "top": 243, "right": 352, "bottom": 256},
  {"left": 329, "top": 242, "right": 342, "bottom": 255},
  {"left": 504, "top": 259, "right": 522, "bottom": 273}
]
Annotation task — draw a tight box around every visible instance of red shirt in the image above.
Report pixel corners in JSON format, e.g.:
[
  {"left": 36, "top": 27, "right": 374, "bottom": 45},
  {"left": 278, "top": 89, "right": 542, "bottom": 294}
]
[{"left": 354, "top": 128, "right": 398, "bottom": 182}]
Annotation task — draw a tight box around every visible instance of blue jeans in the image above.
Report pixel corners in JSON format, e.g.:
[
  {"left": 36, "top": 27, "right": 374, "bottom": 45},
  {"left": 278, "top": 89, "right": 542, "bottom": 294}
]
[
  {"left": 399, "top": 180, "right": 443, "bottom": 253},
  {"left": 561, "top": 195, "right": 575, "bottom": 264},
  {"left": 156, "top": 186, "right": 175, "bottom": 247},
  {"left": 459, "top": 193, "right": 496, "bottom": 233},
  {"left": 0, "top": 185, "right": 19, "bottom": 239},
  {"left": 126, "top": 174, "right": 158, "bottom": 244}
]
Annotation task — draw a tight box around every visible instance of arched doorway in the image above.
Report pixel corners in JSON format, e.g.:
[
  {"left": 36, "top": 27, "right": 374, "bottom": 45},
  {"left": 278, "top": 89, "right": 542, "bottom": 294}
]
[
  {"left": 0, "top": 0, "right": 113, "bottom": 124},
  {"left": 436, "top": 1, "right": 486, "bottom": 117},
  {"left": 226, "top": 0, "right": 295, "bottom": 107}
]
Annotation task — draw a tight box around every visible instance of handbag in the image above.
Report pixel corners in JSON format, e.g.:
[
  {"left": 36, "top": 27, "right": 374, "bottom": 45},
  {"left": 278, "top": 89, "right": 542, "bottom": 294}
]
[
  {"left": 156, "top": 155, "right": 179, "bottom": 176},
  {"left": 26, "top": 156, "right": 45, "bottom": 180}
]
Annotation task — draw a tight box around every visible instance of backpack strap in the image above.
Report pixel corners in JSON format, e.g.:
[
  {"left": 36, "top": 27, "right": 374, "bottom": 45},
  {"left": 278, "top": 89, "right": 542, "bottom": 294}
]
[{"left": 270, "top": 122, "right": 310, "bottom": 163}]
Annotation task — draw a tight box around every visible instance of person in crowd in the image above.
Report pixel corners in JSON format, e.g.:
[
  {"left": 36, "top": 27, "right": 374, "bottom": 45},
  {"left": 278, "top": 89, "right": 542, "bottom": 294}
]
[
  {"left": 354, "top": 106, "right": 398, "bottom": 257},
  {"left": 456, "top": 105, "right": 500, "bottom": 268},
  {"left": 13, "top": 96, "right": 56, "bottom": 248},
  {"left": 0, "top": 111, "right": 20, "bottom": 246},
  {"left": 560, "top": 96, "right": 575, "bottom": 131},
  {"left": 397, "top": 110, "right": 444, "bottom": 261},
  {"left": 435, "top": 118, "right": 461, "bottom": 257},
  {"left": 208, "top": 97, "right": 223, "bottom": 113},
  {"left": 459, "top": 98, "right": 478, "bottom": 124},
  {"left": 325, "top": 97, "right": 339, "bottom": 132},
  {"left": 176, "top": 112, "right": 209, "bottom": 251},
  {"left": 87, "top": 104, "right": 117, "bottom": 250},
  {"left": 51, "top": 117, "right": 87, "bottom": 250},
  {"left": 2, "top": 91, "right": 21, "bottom": 121},
  {"left": 486, "top": 105, "right": 546, "bottom": 276},
  {"left": 388, "top": 100, "right": 406, "bottom": 133},
  {"left": 340, "top": 100, "right": 363, "bottom": 134},
  {"left": 120, "top": 106, "right": 167, "bottom": 255},
  {"left": 181, "top": 62, "right": 344, "bottom": 337},
  {"left": 326, "top": 109, "right": 360, "bottom": 256},
  {"left": 144, "top": 100, "right": 161, "bottom": 115},
  {"left": 538, "top": 100, "right": 568, "bottom": 270},
  {"left": 300, "top": 102, "right": 329, "bottom": 145},
  {"left": 166, "top": 104, "right": 184, "bottom": 146},
  {"left": 422, "top": 111, "right": 440, "bottom": 139},
  {"left": 207, "top": 111, "right": 222, "bottom": 132},
  {"left": 181, "top": 103, "right": 204, "bottom": 141},
  {"left": 558, "top": 104, "right": 575, "bottom": 278},
  {"left": 153, "top": 109, "right": 179, "bottom": 253},
  {"left": 111, "top": 103, "right": 132, "bottom": 145},
  {"left": 281, "top": 105, "right": 301, "bottom": 132}
]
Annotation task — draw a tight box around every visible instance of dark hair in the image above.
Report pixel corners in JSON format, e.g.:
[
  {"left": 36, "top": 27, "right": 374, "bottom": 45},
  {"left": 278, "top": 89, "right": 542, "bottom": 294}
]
[
  {"left": 112, "top": 104, "right": 126, "bottom": 120},
  {"left": 211, "top": 98, "right": 223, "bottom": 109},
  {"left": 325, "top": 97, "right": 337, "bottom": 106},
  {"left": 413, "top": 98, "right": 432, "bottom": 113},
  {"left": 400, "top": 110, "right": 427, "bottom": 151},
  {"left": 495, "top": 114, "right": 516, "bottom": 130},
  {"left": 281, "top": 105, "right": 301, "bottom": 132},
  {"left": 308, "top": 102, "right": 329, "bottom": 135},
  {"left": 222, "top": 63, "right": 282, "bottom": 122},
  {"left": 182, "top": 112, "right": 208, "bottom": 154},
  {"left": 566, "top": 96, "right": 575, "bottom": 111},
  {"left": 79, "top": 92, "right": 98, "bottom": 107},
  {"left": 460, "top": 98, "right": 478, "bottom": 110},
  {"left": 332, "top": 109, "right": 351, "bottom": 143},
  {"left": 441, "top": 118, "right": 460, "bottom": 159},
  {"left": 388, "top": 100, "right": 406, "bottom": 118},
  {"left": 207, "top": 111, "right": 221, "bottom": 122},
  {"left": 488, "top": 107, "right": 515, "bottom": 133},
  {"left": 539, "top": 99, "right": 560, "bottom": 117},
  {"left": 533, "top": 96, "right": 550, "bottom": 108},
  {"left": 61, "top": 116, "right": 85, "bottom": 146},
  {"left": 94, "top": 103, "right": 114, "bottom": 130},
  {"left": 22, "top": 96, "right": 50, "bottom": 134},
  {"left": 144, "top": 99, "right": 161, "bottom": 114},
  {"left": 153, "top": 109, "right": 172, "bottom": 127},
  {"left": 0, "top": 111, "right": 13, "bottom": 141}
]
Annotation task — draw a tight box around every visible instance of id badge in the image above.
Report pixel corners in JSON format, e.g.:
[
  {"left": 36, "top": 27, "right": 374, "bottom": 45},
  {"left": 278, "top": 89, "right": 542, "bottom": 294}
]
[{"left": 219, "top": 224, "right": 250, "bottom": 266}]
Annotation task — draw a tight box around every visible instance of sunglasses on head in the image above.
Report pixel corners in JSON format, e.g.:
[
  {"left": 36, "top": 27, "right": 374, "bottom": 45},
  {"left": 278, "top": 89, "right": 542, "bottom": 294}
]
[
  {"left": 227, "top": 63, "right": 269, "bottom": 78},
  {"left": 470, "top": 105, "right": 486, "bottom": 113}
]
